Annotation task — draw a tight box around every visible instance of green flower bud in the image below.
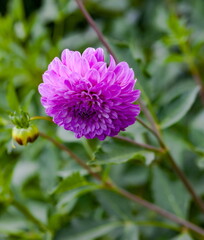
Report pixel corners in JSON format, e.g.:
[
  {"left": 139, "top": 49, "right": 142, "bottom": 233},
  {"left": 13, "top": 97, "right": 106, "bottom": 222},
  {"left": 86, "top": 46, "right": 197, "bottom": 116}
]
[
  {"left": 9, "top": 110, "right": 30, "bottom": 129},
  {"left": 12, "top": 125, "right": 39, "bottom": 146}
]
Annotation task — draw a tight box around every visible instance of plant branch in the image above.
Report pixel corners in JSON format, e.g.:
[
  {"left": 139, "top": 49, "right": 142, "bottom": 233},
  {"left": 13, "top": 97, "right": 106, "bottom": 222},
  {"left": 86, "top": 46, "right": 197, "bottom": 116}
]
[
  {"left": 132, "top": 220, "right": 180, "bottom": 232},
  {"left": 114, "top": 135, "right": 164, "bottom": 153},
  {"left": 74, "top": 0, "right": 204, "bottom": 213},
  {"left": 138, "top": 98, "right": 159, "bottom": 133},
  {"left": 75, "top": 0, "right": 118, "bottom": 62},
  {"left": 113, "top": 186, "right": 204, "bottom": 236},
  {"left": 39, "top": 132, "right": 204, "bottom": 236}
]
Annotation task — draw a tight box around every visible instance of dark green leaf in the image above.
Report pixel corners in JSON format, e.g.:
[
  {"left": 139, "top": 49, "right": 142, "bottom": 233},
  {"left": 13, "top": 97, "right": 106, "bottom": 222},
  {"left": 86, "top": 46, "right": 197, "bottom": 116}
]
[
  {"left": 56, "top": 220, "right": 122, "bottom": 240},
  {"left": 121, "top": 223, "right": 139, "bottom": 240},
  {"left": 91, "top": 138, "right": 155, "bottom": 165},
  {"left": 152, "top": 167, "right": 190, "bottom": 218},
  {"left": 171, "top": 233, "right": 193, "bottom": 240},
  {"left": 51, "top": 172, "right": 92, "bottom": 195},
  {"left": 161, "top": 86, "right": 199, "bottom": 129}
]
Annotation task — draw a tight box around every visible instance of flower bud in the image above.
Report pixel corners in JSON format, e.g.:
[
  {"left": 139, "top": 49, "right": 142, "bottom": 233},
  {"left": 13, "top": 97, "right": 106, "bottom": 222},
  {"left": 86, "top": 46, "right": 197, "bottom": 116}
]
[
  {"left": 9, "top": 110, "right": 30, "bottom": 128},
  {"left": 12, "top": 125, "right": 39, "bottom": 146}
]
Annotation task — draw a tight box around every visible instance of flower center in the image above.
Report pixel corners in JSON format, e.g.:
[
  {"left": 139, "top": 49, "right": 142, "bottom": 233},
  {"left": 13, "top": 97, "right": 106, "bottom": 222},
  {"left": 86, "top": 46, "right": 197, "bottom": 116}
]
[{"left": 74, "top": 90, "right": 100, "bottom": 120}]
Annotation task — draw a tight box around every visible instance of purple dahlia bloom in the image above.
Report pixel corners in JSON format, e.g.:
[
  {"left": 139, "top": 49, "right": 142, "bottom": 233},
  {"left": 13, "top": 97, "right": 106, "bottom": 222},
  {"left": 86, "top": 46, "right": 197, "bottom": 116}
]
[{"left": 39, "top": 48, "right": 140, "bottom": 140}]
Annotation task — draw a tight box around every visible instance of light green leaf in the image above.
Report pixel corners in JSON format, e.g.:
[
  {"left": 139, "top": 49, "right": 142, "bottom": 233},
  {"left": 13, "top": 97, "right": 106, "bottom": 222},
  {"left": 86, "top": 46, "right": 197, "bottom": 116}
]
[
  {"left": 0, "top": 117, "right": 8, "bottom": 126},
  {"left": 6, "top": 81, "right": 19, "bottom": 111},
  {"left": 91, "top": 138, "right": 155, "bottom": 165},
  {"left": 56, "top": 220, "right": 122, "bottom": 240},
  {"left": 196, "top": 156, "right": 204, "bottom": 170},
  {"left": 152, "top": 167, "right": 190, "bottom": 218},
  {"left": 161, "top": 86, "right": 199, "bottom": 129},
  {"left": 122, "top": 223, "right": 139, "bottom": 240},
  {"left": 57, "top": 185, "right": 100, "bottom": 211},
  {"left": 95, "top": 190, "right": 133, "bottom": 220},
  {"left": 51, "top": 172, "right": 92, "bottom": 195},
  {"left": 158, "top": 81, "right": 195, "bottom": 106},
  {"left": 22, "top": 89, "right": 35, "bottom": 111},
  {"left": 189, "top": 110, "right": 204, "bottom": 149},
  {"left": 171, "top": 232, "right": 193, "bottom": 240},
  {"left": 165, "top": 54, "right": 184, "bottom": 63}
]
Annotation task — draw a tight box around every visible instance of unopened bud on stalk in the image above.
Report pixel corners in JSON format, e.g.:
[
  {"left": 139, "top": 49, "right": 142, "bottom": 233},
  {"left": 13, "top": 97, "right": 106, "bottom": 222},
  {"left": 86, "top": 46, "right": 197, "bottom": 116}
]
[
  {"left": 10, "top": 110, "right": 39, "bottom": 146},
  {"left": 12, "top": 125, "right": 39, "bottom": 146}
]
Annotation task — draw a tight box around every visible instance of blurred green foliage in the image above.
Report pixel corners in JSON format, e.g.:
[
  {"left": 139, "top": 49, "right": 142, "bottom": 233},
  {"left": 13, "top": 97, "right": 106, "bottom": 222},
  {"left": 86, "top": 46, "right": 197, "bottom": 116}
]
[{"left": 0, "top": 0, "right": 204, "bottom": 239}]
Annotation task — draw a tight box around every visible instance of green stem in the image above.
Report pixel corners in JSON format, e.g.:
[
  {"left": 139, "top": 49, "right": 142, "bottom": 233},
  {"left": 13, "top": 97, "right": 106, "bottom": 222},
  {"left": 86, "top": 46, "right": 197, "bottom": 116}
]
[
  {"left": 30, "top": 116, "right": 53, "bottom": 123},
  {"left": 114, "top": 135, "right": 165, "bottom": 153},
  {"left": 131, "top": 220, "right": 180, "bottom": 232}
]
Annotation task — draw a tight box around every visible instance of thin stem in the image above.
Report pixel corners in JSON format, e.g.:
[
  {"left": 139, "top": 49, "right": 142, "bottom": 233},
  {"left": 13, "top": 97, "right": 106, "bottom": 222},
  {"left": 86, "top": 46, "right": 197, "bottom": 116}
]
[
  {"left": 114, "top": 135, "right": 164, "bottom": 153},
  {"left": 30, "top": 116, "right": 53, "bottom": 123},
  {"left": 75, "top": 0, "right": 118, "bottom": 62},
  {"left": 131, "top": 220, "right": 180, "bottom": 232},
  {"left": 138, "top": 99, "right": 159, "bottom": 133},
  {"left": 136, "top": 117, "right": 166, "bottom": 149},
  {"left": 137, "top": 117, "right": 158, "bottom": 136},
  {"left": 12, "top": 199, "right": 50, "bottom": 232},
  {"left": 40, "top": 132, "right": 204, "bottom": 236}
]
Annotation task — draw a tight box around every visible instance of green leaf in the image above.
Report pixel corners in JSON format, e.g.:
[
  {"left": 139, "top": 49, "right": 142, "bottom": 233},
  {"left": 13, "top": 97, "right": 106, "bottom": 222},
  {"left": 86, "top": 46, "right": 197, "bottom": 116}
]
[
  {"left": 122, "top": 223, "right": 139, "bottom": 240},
  {"left": 56, "top": 220, "right": 122, "bottom": 240},
  {"left": 158, "top": 81, "right": 195, "bottom": 107},
  {"left": 57, "top": 185, "right": 100, "bottom": 212},
  {"left": 161, "top": 86, "right": 199, "bottom": 129},
  {"left": 91, "top": 138, "right": 155, "bottom": 165},
  {"left": 196, "top": 156, "right": 204, "bottom": 170},
  {"left": 22, "top": 89, "right": 35, "bottom": 111},
  {"left": 0, "top": 117, "right": 8, "bottom": 126},
  {"left": 189, "top": 110, "right": 204, "bottom": 149},
  {"left": 6, "top": 81, "right": 19, "bottom": 111},
  {"left": 95, "top": 190, "right": 133, "bottom": 220},
  {"left": 171, "top": 232, "right": 193, "bottom": 240},
  {"left": 165, "top": 54, "right": 184, "bottom": 63},
  {"left": 152, "top": 167, "right": 190, "bottom": 218},
  {"left": 51, "top": 172, "right": 92, "bottom": 195}
]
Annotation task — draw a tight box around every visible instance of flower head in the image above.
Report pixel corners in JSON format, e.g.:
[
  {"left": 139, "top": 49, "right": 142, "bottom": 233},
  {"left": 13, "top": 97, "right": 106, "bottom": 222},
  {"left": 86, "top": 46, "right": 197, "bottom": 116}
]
[{"left": 39, "top": 48, "right": 140, "bottom": 140}]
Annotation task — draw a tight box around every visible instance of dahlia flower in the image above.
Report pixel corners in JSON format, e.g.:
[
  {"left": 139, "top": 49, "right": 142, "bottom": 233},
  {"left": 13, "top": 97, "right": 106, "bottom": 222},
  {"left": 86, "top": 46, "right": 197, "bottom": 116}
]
[{"left": 39, "top": 48, "right": 140, "bottom": 140}]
